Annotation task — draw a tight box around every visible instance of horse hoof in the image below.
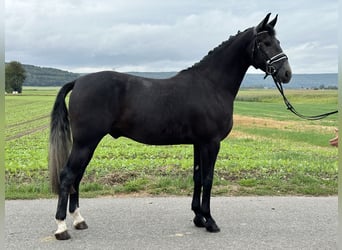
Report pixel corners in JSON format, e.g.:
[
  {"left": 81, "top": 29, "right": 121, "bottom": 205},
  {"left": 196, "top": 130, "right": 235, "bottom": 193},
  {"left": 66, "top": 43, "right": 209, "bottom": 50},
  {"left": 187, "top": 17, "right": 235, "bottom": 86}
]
[
  {"left": 193, "top": 215, "right": 206, "bottom": 228},
  {"left": 204, "top": 217, "right": 220, "bottom": 233},
  {"left": 74, "top": 221, "right": 88, "bottom": 230},
  {"left": 205, "top": 222, "right": 220, "bottom": 233},
  {"left": 55, "top": 230, "right": 71, "bottom": 240}
]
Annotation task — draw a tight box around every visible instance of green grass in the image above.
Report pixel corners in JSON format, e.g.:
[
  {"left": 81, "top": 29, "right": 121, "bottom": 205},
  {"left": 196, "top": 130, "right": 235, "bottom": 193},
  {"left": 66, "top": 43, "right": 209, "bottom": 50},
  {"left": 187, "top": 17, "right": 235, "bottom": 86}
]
[
  {"left": 5, "top": 88, "right": 338, "bottom": 199},
  {"left": 234, "top": 101, "right": 337, "bottom": 122},
  {"left": 237, "top": 89, "right": 338, "bottom": 104}
]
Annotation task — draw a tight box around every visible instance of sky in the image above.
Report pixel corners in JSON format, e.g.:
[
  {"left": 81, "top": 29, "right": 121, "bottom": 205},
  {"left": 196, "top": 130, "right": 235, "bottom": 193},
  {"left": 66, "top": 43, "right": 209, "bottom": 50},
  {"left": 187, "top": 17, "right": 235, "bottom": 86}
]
[{"left": 5, "top": 0, "right": 338, "bottom": 74}]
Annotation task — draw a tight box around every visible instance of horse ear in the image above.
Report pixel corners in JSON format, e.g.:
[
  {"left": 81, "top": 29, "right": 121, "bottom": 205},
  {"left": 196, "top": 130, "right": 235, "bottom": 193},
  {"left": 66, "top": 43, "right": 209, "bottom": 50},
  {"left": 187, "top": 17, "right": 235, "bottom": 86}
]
[
  {"left": 256, "top": 13, "right": 271, "bottom": 32},
  {"left": 268, "top": 14, "right": 278, "bottom": 28}
]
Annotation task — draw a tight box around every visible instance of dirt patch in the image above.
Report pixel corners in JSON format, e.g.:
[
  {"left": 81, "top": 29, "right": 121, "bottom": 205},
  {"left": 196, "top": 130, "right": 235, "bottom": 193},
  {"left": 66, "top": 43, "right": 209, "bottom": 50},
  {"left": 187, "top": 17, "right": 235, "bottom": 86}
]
[
  {"left": 233, "top": 114, "right": 334, "bottom": 133},
  {"left": 99, "top": 172, "right": 138, "bottom": 185},
  {"left": 228, "top": 130, "right": 261, "bottom": 140}
]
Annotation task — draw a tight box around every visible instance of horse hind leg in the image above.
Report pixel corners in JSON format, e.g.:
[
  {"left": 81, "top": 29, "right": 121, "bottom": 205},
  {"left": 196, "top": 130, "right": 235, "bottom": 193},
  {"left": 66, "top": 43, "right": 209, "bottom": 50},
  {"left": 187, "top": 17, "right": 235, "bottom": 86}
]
[
  {"left": 54, "top": 140, "right": 100, "bottom": 240},
  {"left": 69, "top": 173, "right": 88, "bottom": 230},
  {"left": 55, "top": 206, "right": 88, "bottom": 240},
  {"left": 71, "top": 207, "right": 88, "bottom": 230}
]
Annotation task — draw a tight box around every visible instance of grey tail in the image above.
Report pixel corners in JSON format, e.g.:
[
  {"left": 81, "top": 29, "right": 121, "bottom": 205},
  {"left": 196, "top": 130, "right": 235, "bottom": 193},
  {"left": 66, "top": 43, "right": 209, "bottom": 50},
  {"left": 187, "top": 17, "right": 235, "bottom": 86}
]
[{"left": 48, "top": 81, "right": 75, "bottom": 194}]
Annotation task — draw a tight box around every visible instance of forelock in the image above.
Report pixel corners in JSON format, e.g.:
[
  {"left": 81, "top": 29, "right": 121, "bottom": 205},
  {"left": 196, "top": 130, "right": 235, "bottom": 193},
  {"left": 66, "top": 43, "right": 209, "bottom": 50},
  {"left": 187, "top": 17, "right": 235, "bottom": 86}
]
[{"left": 264, "top": 25, "right": 276, "bottom": 36}]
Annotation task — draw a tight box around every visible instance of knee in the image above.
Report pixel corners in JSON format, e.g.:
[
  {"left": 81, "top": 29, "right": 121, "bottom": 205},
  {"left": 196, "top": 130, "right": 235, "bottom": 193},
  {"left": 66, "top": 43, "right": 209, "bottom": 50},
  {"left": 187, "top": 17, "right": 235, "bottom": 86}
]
[{"left": 203, "top": 176, "right": 213, "bottom": 189}]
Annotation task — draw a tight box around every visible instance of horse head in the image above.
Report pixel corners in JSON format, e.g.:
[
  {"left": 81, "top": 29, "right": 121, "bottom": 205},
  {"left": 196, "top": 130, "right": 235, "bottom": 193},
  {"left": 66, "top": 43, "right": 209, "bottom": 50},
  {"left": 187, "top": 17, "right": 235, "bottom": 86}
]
[{"left": 251, "top": 13, "right": 292, "bottom": 84}]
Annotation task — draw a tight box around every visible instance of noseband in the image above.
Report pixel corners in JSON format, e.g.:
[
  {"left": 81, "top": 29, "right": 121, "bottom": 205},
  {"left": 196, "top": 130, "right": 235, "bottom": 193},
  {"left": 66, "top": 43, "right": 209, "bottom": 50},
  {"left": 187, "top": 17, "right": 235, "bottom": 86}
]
[
  {"left": 252, "top": 30, "right": 288, "bottom": 79},
  {"left": 264, "top": 52, "right": 288, "bottom": 77}
]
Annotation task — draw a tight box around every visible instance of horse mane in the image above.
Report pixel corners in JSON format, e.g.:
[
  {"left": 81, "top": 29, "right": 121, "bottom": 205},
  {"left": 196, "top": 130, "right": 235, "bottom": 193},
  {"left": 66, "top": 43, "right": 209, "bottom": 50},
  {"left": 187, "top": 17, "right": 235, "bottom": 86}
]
[
  {"left": 185, "top": 24, "right": 276, "bottom": 71},
  {"left": 186, "top": 27, "right": 254, "bottom": 70}
]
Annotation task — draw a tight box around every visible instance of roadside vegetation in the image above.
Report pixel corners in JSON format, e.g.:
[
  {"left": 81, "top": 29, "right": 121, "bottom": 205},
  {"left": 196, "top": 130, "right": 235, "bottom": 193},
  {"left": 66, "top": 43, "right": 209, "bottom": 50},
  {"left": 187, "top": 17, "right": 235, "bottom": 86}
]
[{"left": 5, "top": 88, "right": 338, "bottom": 199}]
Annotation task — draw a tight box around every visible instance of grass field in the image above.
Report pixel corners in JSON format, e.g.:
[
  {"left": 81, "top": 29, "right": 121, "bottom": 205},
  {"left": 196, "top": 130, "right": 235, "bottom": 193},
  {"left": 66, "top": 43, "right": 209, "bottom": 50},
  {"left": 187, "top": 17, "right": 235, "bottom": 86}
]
[{"left": 5, "top": 87, "right": 338, "bottom": 199}]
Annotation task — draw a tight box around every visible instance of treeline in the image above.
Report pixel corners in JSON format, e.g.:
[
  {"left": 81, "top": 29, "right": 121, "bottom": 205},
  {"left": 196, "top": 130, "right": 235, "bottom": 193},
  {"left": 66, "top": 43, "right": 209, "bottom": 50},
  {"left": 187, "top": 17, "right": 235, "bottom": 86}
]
[{"left": 22, "top": 64, "right": 80, "bottom": 86}]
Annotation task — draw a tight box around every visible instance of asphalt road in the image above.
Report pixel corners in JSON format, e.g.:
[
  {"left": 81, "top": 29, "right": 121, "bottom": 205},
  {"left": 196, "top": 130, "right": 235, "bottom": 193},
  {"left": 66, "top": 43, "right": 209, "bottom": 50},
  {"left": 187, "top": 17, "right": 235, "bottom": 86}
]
[{"left": 5, "top": 196, "right": 337, "bottom": 249}]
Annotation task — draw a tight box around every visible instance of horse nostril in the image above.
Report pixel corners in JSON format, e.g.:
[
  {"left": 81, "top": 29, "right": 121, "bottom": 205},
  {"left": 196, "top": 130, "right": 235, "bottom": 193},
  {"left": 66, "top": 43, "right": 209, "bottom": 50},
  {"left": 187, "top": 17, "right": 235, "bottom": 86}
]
[{"left": 285, "top": 70, "right": 292, "bottom": 80}]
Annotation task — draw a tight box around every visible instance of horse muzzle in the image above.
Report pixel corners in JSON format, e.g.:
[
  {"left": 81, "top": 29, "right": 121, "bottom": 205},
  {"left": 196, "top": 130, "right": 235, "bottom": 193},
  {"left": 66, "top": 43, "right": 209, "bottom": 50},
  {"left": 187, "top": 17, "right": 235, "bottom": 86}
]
[{"left": 275, "top": 59, "right": 292, "bottom": 83}]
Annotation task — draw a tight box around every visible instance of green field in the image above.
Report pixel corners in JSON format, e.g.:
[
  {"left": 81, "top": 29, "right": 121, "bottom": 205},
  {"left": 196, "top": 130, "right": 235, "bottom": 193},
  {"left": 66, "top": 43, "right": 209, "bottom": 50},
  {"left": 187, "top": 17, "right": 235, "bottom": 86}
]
[{"left": 5, "top": 88, "right": 338, "bottom": 199}]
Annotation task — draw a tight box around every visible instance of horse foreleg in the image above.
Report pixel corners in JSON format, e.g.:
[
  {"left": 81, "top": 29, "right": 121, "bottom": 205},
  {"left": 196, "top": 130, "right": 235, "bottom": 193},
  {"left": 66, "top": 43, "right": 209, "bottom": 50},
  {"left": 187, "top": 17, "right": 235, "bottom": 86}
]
[
  {"left": 192, "top": 144, "right": 206, "bottom": 228},
  {"left": 199, "top": 142, "right": 220, "bottom": 233}
]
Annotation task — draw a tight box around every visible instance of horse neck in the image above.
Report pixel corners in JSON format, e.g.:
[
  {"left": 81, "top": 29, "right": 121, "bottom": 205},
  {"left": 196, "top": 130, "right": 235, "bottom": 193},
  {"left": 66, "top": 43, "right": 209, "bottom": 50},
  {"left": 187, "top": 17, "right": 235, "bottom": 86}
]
[{"left": 189, "top": 29, "right": 254, "bottom": 98}]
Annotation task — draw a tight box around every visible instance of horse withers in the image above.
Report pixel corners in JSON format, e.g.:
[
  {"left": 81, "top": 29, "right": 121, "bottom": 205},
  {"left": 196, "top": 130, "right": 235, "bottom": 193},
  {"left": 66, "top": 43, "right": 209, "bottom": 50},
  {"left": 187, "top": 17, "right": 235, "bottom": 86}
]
[{"left": 49, "top": 13, "right": 291, "bottom": 240}]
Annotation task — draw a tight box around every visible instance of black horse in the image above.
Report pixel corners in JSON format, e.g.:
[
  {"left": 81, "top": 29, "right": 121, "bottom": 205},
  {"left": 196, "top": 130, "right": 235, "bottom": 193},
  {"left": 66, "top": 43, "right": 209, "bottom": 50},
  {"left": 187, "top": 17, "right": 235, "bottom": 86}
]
[{"left": 49, "top": 13, "right": 291, "bottom": 240}]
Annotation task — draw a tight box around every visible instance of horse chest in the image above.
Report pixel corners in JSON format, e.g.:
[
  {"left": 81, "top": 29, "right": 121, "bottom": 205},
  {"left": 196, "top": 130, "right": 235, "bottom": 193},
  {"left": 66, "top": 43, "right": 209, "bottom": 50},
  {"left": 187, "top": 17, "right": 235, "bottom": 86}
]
[{"left": 200, "top": 112, "right": 233, "bottom": 141}]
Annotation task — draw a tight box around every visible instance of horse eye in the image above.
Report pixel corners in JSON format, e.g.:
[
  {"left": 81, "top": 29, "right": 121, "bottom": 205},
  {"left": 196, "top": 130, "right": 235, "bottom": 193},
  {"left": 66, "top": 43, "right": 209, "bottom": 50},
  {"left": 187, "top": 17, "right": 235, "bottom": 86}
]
[{"left": 264, "top": 41, "right": 271, "bottom": 47}]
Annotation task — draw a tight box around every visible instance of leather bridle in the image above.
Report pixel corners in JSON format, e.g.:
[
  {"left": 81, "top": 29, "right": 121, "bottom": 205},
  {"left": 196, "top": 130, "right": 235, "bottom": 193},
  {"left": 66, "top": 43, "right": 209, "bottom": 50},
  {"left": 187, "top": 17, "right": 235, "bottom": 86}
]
[{"left": 252, "top": 30, "right": 288, "bottom": 80}]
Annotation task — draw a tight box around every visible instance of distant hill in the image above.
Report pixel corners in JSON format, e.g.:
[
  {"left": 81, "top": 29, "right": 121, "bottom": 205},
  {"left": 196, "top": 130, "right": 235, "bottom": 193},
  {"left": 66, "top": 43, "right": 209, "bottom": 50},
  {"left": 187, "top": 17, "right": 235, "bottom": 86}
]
[
  {"left": 131, "top": 72, "right": 338, "bottom": 89},
  {"left": 22, "top": 64, "right": 81, "bottom": 86},
  {"left": 241, "top": 73, "right": 338, "bottom": 89},
  {"left": 20, "top": 64, "right": 337, "bottom": 89}
]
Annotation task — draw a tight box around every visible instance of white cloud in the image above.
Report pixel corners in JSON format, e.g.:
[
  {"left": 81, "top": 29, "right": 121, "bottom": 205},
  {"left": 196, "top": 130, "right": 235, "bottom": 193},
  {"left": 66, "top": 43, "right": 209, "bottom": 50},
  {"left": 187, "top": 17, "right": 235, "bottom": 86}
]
[
  {"left": 5, "top": 0, "right": 338, "bottom": 73},
  {"left": 287, "top": 42, "right": 338, "bottom": 73}
]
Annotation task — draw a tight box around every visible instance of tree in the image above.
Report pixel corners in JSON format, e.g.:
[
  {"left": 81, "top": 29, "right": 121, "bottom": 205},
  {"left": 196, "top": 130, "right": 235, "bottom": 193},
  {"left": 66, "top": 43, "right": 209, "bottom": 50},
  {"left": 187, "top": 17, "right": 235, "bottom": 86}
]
[{"left": 5, "top": 61, "right": 26, "bottom": 93}]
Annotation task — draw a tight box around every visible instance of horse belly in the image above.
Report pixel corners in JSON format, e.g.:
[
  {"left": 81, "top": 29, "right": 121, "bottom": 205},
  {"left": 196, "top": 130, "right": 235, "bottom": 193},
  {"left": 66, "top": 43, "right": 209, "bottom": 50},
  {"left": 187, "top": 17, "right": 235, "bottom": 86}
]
[
  {"left": 121, "top": 121, "right": 194, "bottom": 145},
  {"left": 116, "top": 112, "right": 232, "bottom": 145}
]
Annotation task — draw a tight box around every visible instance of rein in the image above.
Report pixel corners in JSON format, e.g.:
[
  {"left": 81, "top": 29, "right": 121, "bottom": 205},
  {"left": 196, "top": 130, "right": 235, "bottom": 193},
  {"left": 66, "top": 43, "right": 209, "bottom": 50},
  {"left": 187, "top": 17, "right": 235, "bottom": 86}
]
[
  {"left": 271, "top": 75, "right": 338, "bottom": 120},
  {"left": 253, "top": 29, "right": 338, "bottom": 120}
]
